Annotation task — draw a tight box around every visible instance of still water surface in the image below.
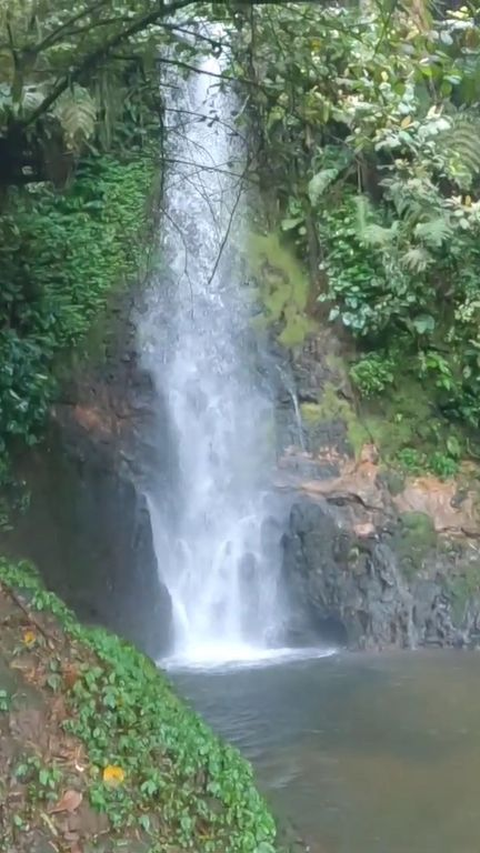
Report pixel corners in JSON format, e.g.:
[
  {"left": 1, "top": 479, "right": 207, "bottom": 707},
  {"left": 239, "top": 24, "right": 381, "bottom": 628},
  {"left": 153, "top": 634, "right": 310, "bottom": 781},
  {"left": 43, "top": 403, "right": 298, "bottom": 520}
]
[{"left": 173, "top": 651, "right": 480, "bottom": 853}]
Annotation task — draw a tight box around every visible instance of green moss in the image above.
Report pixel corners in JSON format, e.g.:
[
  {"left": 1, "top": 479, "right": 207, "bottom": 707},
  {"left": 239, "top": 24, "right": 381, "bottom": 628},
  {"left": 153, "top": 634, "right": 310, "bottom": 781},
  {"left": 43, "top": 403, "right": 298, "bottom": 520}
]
[
  {"left": 0, "top": 560, "right": 279, "bottom": 853},
  {"left": 379, "top": 468, "right": 406, "bottom": 496},
  {"left": 247, "top": 231, "right": 316, "bottom": 347},
  {"left": 393, "top": 512, "right": 437, "bottom": 579},
  {"left": 357, "top": 375, "right": 465, "bottom": 477},
  {"left": 361, "top": 378, "right": 430, "bottom": 458},
  {"left": 447, "top": 564, "right": 480, "bottom": 625},
  {"left": 300, "top": 383, "right": 369, "bottom": 458},
  {"left": 300, "top": 403, "right": 322, "bottom": 424}
]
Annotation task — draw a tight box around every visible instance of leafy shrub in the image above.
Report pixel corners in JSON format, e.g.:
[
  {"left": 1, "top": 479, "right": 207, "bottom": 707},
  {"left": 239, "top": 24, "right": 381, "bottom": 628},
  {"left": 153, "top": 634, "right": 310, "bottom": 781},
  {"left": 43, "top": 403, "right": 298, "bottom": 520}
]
[
  {"left": 429, "top": 452, "right": 459, "bottom": 479},
  {"left": 0, "top": 152, "right": 154, "bottom": 512},
  {"left": 396, "top": 447, "right": 427, "bottom": 474},
  {"left": 0, "top": 561, "right": 279, "bottom": 852},
  {"left": 350, "top": 353, "right": 395, "bottom": 397}
]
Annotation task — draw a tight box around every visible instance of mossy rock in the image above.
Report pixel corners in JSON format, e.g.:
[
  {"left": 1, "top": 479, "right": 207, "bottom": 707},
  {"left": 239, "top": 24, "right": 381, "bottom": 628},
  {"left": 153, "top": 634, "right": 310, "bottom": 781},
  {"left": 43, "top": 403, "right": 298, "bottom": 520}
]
[
  {"left": 300, "top": 383, "right": 369, "bottom": 458},
  {"left": 358, "top": 375, "right": 465, "bottom": 476},
  {"left": 247, "top": 231, "right": 316, "bottom": 347},
  {"left": 445, "top": 563, "right": 480, "bottom": 625},
  {"left": 361, "top": 378, "right": 432, "bottom": 461},
  {"left": 378, "top": 468, "right": 406, "bottom": 496},
  {"left": 393, "top": 511, "right": 437, "bottom": 580}
]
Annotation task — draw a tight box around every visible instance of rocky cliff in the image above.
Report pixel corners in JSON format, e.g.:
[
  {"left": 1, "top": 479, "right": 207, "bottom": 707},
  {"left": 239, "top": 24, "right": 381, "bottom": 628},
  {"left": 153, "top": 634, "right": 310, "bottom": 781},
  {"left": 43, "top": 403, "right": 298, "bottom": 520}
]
[{"left": 275, "top": 329, "right": 480, "bottom": 650}]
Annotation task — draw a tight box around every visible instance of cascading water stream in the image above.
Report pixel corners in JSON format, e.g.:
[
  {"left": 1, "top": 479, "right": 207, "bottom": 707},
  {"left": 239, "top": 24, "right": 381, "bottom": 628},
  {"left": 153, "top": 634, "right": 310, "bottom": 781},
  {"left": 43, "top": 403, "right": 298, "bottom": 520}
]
[{"left": 139, "top": 47, "right": 297, "bottom": 667}]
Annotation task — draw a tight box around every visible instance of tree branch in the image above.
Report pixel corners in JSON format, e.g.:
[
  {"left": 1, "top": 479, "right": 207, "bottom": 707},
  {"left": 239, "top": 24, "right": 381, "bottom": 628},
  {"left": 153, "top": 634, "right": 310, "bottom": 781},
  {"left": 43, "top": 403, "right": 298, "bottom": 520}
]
[
  {"left": 20, "top": 0, "right": 201, "bottom": 129},
  {"left": 28, "top": 0, "right": 111, "bottom": 56}
]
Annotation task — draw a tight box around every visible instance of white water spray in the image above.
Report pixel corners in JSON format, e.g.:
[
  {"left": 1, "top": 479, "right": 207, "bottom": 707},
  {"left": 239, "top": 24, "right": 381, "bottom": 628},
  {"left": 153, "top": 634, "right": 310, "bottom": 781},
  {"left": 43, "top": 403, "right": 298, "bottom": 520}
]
[{"left": 140, "top": 49, "right": 290, "bottom": 666}]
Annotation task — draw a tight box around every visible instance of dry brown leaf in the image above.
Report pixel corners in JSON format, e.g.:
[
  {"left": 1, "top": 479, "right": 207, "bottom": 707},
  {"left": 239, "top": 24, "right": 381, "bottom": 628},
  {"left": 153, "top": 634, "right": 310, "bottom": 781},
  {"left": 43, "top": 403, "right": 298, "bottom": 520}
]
[
  {"left": 49, "top": 789, "right": 83, "bottom": 815},
  {"left": 63, "top": 663, "right": 79, "bottom": 690}
]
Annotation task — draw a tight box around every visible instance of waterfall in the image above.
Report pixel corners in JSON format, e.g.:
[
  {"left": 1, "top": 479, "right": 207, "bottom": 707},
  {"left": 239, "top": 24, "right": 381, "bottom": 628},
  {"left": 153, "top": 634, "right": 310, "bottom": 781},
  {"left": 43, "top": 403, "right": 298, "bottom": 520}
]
[{"left": 139, "top": 50, "right": 289, "bottom": 666}]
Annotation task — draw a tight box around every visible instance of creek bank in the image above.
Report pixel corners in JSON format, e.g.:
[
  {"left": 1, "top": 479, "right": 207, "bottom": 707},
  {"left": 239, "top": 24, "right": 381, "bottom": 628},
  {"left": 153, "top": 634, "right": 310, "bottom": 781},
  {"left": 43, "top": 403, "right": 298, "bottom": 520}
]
[{"left": 0, "top": 561, "right": 280, "bottom": 853}]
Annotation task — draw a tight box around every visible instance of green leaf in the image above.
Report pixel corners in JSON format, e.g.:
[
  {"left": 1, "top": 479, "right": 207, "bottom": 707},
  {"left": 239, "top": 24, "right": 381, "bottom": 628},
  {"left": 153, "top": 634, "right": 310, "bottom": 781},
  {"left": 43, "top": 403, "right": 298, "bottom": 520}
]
[
  {"left": 281, "top": 216, "right": 304, "bottom": 231},
  {"left": 308, "top": 168, "right": 338, "bottom": 205},
  {"left": 412, "top": 314, "right": 435, "bottom": 334},
  {"left": 414, "top": 217, "right": 452, "bottom": 248},
  {"left": 447, "top": 435, "right": 461, "bottom": 458}
]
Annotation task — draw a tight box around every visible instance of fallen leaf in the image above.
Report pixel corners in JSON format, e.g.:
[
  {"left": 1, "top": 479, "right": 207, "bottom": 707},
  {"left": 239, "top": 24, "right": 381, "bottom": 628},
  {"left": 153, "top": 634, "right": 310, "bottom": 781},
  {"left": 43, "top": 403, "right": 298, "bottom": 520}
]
[
  {"left": 63, "top": 663, "right": 79, "bottom": 689},
  {"left": 103, "top": 764, "right": 125, "bottom": 787},
  {"left": 23, "top": 630, "right": 36, "bottom": 647},
  {"left": 49, "top": 789, "right": 83, "bottom": 815}
]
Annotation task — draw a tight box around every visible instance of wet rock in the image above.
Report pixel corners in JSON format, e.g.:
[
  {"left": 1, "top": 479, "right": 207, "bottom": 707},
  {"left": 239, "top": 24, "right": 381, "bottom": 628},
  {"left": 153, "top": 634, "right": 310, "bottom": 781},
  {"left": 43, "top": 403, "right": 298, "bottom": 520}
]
[
  {"left": 281, "top": 490, "right": 480, "bottom": 651},
  {"left": 2, "top": 289, "right": 172, "bottom": 660}
]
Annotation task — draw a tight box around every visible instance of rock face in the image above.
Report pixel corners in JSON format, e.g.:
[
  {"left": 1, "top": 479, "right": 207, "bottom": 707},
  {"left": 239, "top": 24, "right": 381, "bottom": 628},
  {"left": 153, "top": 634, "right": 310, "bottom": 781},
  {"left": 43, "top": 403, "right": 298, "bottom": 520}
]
[
  {"left": 282, "top": 496, "right": 413, "bottom": 648},
  {"left": 283, "top": 493, "right": 480, "bottom": 650},
  {"left": 273, "top": 323, "right": 480, "bottom": 651},
  {"left": 278, "top": 454, "right": 480, "bottom": 651},
  {"left": 2, "top": 291, "right": 172, "bottom": 659}
]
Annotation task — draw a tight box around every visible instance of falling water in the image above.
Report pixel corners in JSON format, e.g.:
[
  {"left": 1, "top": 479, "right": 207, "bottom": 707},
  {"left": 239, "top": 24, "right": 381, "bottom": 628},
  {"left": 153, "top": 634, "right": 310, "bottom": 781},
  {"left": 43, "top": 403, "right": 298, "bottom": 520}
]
[{"left": 140, "top": 49, "right": 290, "bottom": 666}]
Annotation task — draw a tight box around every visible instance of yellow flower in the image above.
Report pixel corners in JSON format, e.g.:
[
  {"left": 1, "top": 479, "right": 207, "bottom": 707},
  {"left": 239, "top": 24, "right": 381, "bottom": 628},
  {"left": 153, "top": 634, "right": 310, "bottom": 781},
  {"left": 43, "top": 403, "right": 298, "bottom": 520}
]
[
  {"left": 23, "top": 630, "right": 36, "bottom": 647},
  {"left": 103, "top": 765, "right": 125, "bottom": 787}
]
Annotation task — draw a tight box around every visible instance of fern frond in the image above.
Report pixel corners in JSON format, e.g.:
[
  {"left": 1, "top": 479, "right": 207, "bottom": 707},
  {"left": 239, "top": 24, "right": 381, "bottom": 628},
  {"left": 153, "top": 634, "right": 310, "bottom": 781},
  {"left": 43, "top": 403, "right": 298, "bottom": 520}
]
[
  {"left": 361, "top": 222, "right": 398, "bottom": 247},
  {"left": 414, "top": 216, "right": 452, "bottom": 247},
  {"left": 401, "top": 246, "right": 433, "bottom": 272},
  {"left": 438, "top": 113, "right": 480, "bottom": 189},
  {"left": 53, "top": 85, "right": 97, "bottom": 151},
  {"left": 354, "top": 194, "right": 398, "bottom": 247},
  {"left": 383, "top": 178, "right": 425, "bottom": 221}
]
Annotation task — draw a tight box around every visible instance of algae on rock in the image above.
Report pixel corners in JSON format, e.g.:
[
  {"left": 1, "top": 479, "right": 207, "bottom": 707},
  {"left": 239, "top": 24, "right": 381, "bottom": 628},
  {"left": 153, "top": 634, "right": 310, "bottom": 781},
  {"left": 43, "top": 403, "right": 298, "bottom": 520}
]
[
  {"left": 300, "top": 383, "right": 369, "bottom": 459},
  {"left": 247, "top": 232, "right": 316, "bottom": 347}
]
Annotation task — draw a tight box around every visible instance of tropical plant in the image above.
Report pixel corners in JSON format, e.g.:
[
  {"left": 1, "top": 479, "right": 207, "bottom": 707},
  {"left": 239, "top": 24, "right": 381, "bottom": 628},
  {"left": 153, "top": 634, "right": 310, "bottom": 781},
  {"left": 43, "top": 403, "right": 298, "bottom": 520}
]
[{"left": 233, "top": 0, "right": 480, "bottom": 459}]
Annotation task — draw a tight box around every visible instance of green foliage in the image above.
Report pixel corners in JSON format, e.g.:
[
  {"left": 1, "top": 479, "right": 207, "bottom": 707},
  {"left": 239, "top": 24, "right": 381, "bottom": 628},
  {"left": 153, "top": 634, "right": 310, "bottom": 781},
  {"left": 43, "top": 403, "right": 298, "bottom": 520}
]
[
  {"left": 237, "top": 0, "right": 480, "bottom": 461},
  {"left": 0, "top": 151, "right": 155, "bottom": 522},
  {"left": 394, "top": 511, "right": 438, "bottom": 580},
  {"left": 0, "top": 0, "right": 214, "bottom": 184},
  {"left": 350, "top": 354, "right": 395, "bottom": 397},
  {"left": 0, "top": 560, "right": 279, "bottom": 853}
]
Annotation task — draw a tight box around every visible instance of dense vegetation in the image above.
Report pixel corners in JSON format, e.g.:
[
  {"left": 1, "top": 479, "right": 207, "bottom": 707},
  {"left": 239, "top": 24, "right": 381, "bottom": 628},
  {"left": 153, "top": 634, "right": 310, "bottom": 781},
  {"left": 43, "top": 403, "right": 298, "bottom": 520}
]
[
  {"left": 233, "top": 1, "right": 480, "bottom": 475},
  {"left": 0, "top": 560, "right": 278, "bottom": 852},
  {"left": 0, "top": 6, "right": 287, "bottom": 851},
  {"left": 4, "top": 1, "right": 480, "bottom": 849},
  {"left": 0, "top": 1, "right": 214, "bottom": 520}
]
